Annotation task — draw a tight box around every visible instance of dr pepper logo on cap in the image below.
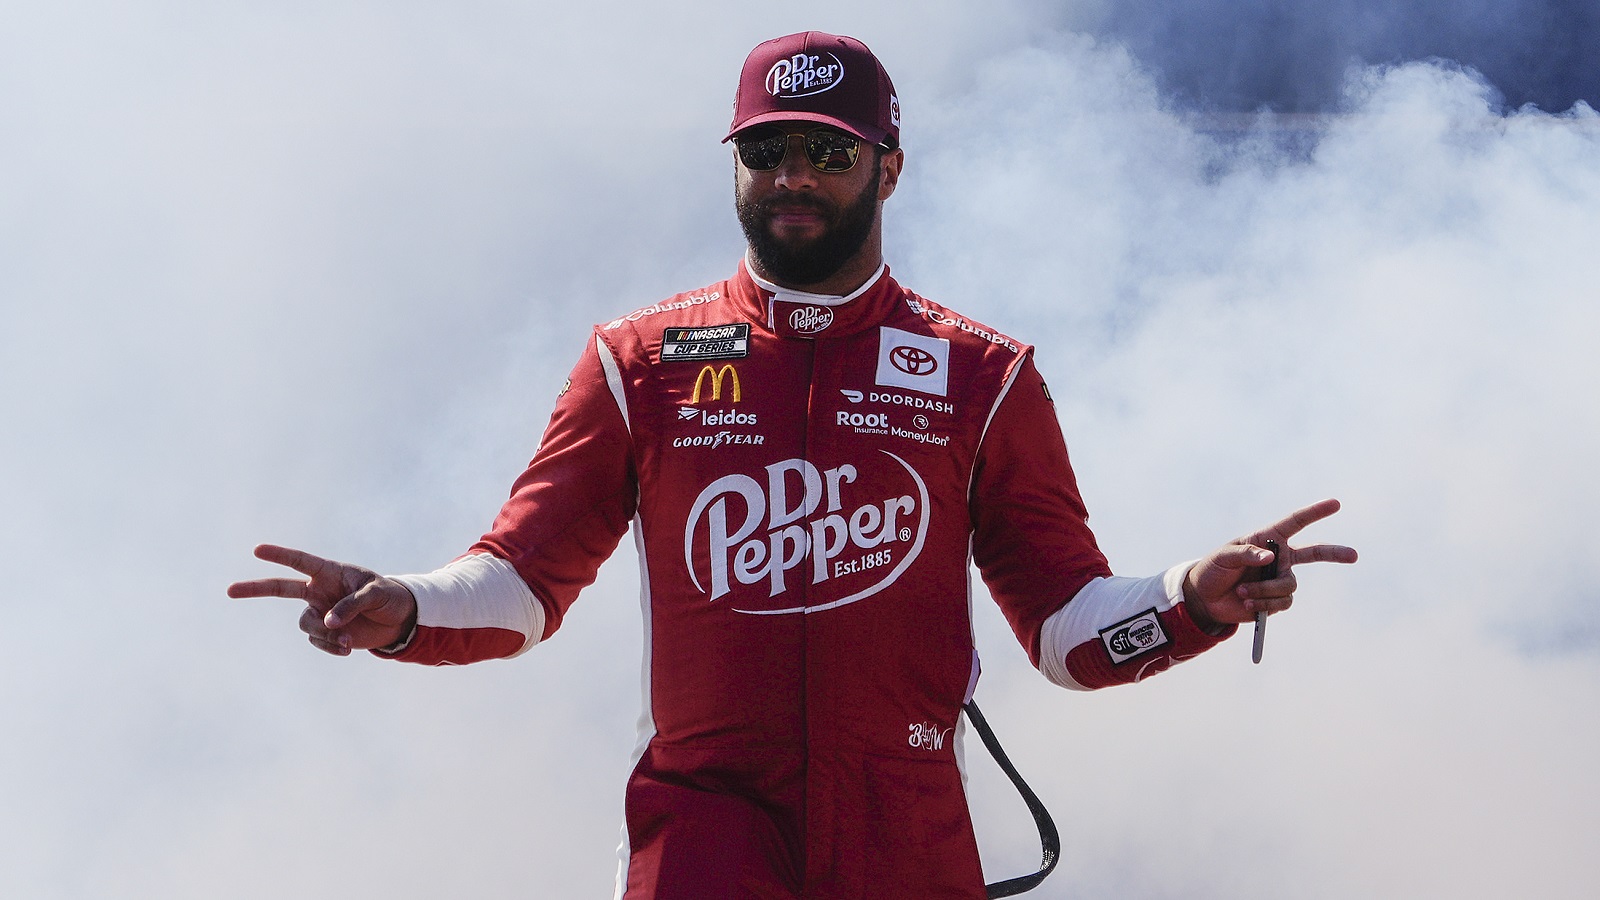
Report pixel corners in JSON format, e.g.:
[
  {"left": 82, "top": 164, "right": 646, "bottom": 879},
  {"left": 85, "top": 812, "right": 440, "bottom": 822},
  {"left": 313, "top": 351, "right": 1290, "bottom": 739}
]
[{"left": 766, "top": 52, "right": 845, "bottom": 98}]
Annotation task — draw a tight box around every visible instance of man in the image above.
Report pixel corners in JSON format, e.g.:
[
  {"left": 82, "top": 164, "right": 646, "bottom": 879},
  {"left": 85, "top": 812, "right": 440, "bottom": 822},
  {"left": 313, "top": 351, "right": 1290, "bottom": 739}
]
[{"left": 230, "top": 32, "right": 1356, "bottom": 899}]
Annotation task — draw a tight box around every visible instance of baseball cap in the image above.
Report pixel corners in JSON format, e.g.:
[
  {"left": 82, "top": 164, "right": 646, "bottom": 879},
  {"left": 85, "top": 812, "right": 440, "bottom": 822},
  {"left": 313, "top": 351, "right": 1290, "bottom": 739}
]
[{"left": 725, "top": 31, "right": 900, "bottom": 147}]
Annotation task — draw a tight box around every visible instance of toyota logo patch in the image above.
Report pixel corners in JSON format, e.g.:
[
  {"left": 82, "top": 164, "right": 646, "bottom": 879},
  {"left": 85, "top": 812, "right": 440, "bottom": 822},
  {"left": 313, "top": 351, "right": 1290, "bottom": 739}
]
[
  {"left": 890, "top": 345, "right": 938, "bottom": 376},
  {"left": 875, "top": 326, "right": 951, "bottom": 397}
]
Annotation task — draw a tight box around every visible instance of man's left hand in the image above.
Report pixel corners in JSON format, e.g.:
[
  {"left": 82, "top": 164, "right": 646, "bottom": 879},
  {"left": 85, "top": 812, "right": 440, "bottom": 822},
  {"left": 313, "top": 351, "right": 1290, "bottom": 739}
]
[{"left": 1182, "top": 498, "right": 1358, "bottom": 630}]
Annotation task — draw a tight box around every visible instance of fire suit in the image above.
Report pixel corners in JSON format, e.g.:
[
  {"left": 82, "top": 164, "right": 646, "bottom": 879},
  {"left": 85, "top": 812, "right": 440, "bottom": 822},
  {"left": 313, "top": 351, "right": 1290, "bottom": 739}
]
[{"left": 381, "top": 261, "right": 1233, "bottom": 899}]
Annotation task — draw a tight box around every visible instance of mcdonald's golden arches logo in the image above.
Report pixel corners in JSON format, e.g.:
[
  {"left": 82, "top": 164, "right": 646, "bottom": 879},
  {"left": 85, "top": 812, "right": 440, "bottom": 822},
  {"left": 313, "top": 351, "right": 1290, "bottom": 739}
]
[{"left": 690, "top": 364, "right": 742, "bottom": 403}]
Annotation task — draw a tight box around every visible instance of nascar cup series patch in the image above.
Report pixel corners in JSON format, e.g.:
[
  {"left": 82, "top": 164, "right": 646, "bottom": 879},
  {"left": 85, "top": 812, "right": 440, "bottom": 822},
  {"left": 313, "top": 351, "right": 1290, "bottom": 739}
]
[
  {"left": 1098, "top": 608, "right": 1170, "bottom": 665},
  {"left": 660, "top": 324, "right": 751, "bottom": 362}
]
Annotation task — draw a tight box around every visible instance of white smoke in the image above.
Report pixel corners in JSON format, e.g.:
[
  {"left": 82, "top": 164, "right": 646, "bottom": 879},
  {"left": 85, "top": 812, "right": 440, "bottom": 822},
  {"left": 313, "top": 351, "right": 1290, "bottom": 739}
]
[
  {"left": 1, "top": 4, "right": 1595, "bottom": 898},
  {"left": 902, "top": 39, "right": 1600, "bottom": 900}
]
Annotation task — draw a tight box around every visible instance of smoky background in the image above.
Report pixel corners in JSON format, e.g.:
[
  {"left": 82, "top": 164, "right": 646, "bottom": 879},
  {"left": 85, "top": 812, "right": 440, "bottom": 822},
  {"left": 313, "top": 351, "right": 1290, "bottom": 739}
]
[{"left": 1, "top": 2, "right": 1594, "bottom": 897}]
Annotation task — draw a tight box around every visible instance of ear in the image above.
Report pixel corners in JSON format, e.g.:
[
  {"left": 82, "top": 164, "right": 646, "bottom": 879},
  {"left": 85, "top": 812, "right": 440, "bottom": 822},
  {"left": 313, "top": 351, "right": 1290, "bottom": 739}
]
[{"left": 877, "top": 147, "right": 904, "bottom": 201}]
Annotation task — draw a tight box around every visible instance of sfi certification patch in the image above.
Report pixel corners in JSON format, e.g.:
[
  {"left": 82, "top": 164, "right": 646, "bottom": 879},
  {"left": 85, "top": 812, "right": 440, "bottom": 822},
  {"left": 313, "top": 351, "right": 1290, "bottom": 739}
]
[{"left": 1098, "top": 608, "right": 1170, "bottom": 665}]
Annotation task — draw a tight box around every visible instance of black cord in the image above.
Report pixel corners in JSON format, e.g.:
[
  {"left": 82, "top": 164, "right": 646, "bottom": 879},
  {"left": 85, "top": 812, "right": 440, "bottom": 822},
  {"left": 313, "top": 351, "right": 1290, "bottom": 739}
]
[{"left": 963, "top": 700, "right": 1061, "bottom": 898}]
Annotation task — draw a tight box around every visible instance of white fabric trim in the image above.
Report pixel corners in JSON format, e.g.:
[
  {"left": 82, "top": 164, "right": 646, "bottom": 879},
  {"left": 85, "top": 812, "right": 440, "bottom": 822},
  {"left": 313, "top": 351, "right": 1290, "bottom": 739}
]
[
  {"left": 614, "top": 517, "right": 656, "bottom": 900},
  {"left": 595, "top": 335, "right": 631, "bottom": 436},
  {"left": 968, "top": 358, "right": 1026, "bottom": 500},
  {"left": 1037, "top": 562, "right": 1195, "bottom": 691},
  {"left": 391, "top": 553, "right": 545, "bottom": 658},
  {"left": 745, "top": 253, "right": 887, "bottom": 308}
]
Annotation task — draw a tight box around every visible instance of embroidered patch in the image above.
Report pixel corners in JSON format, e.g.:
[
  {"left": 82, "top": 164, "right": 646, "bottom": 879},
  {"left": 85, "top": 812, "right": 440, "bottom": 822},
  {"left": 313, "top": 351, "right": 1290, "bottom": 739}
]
[
  {"left": 1099, "top": 608, "right": 1170, "bottom": 665},
  {"left": 660, "top": 324, "right": 750, "bottom": 362},
  {"left": 874, "top": 326, "right": 950, "bottom": 397}
]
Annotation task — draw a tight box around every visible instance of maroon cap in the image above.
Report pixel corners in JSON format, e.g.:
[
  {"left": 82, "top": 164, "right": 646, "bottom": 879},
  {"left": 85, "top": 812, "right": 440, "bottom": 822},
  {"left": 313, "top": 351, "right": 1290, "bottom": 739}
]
[{"left": 725, "top": 32, "right": 900, "bottom": 147}]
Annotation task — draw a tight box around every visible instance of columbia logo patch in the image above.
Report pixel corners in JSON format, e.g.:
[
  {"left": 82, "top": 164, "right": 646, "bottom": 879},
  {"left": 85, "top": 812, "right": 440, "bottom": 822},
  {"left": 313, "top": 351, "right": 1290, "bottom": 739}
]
[{"left": 1099, "top": 608, "right": 1170, "bottom": 665}]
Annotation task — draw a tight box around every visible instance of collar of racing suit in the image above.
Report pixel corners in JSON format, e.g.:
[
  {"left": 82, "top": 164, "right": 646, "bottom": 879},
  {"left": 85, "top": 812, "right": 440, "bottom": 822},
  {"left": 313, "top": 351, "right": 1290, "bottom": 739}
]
[{"left": 735, "top": 255, "right": 900, "bottom": 341}]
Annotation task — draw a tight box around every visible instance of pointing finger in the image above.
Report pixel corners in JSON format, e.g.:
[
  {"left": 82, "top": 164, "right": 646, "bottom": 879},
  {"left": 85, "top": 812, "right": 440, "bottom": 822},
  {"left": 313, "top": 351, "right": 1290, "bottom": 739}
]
[
  {"left": 1287, "top": 542, "right": 1359, "bottom": 566},
  {"left": 252, "top": 544, "right": 336, "bottom": 578},
  {"left": 1251, "top": 498, "right": 1343, "bottom": 544},
  {"left": 227, "top": 578, "right": 311, "bottom": 600}
]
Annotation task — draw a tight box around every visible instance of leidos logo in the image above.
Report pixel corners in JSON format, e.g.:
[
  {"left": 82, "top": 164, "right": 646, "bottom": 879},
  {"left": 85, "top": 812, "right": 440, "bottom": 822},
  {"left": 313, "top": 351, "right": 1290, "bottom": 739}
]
[
  {"left": 690, "top": 364, "right": 742, "bottom": 403},
  {"left": 789, "top": 305, "right": 834, "bottom": 335},
  {"left": 684, "top": 409, "right": 758, "bottom": 427},
  {"left": 683, "top": 451, "right": 929, "bottom": 615},
  {"left": 765, "top": 53, "right": 844, "bottom": 98}
]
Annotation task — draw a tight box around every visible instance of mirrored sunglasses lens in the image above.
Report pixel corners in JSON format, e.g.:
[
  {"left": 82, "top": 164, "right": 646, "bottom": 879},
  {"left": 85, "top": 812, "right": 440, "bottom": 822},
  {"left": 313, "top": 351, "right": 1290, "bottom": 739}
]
[
  {"left": 805, "top": 130, "right": 860, "bottom": 172},
  {"left": 737, "top": 129, "right": 788, "bottom": 170}
]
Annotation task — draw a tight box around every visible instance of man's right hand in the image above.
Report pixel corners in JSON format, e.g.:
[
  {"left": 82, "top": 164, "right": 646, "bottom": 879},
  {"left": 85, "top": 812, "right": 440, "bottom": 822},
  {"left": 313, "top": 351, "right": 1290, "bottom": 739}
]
[{"left": 228, "top": 544, "right": 418, "bottom": 656}]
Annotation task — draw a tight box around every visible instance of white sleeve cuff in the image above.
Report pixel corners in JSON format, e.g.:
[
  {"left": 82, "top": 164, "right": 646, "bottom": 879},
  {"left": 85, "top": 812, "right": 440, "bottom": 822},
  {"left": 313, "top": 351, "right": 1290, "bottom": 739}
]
[
  {"left": 390, "top": 553, "right": 546, "bottom": 658},
  {"left": 1037, "top": 561, "right": 1195, "bottom": 691}
]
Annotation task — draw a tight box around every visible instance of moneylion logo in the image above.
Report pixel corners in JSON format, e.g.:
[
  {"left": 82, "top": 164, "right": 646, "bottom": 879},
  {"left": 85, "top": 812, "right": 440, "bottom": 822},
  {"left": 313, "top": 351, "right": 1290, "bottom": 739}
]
[
  {"left": 765, "top": 52, "right": 845, "bottom": 98},
  {"left": 683, "top": 451, "right": 930, "bottom": 615},
  {"left": 690, "top": 364, "right": 742, "bottom": 403}
]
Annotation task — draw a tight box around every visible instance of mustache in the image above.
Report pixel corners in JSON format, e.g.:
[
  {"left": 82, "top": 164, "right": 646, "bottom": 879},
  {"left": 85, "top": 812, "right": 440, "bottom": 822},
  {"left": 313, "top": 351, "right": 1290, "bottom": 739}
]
[{"left": 755, "top": 193, "right": 837, "bottom": 218}]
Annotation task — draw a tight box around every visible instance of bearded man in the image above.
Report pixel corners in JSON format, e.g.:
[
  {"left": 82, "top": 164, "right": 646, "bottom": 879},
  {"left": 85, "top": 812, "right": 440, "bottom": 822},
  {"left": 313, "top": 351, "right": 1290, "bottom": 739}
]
[{"left": 231, "top": 31, "right": 1356, "bottom": 900}]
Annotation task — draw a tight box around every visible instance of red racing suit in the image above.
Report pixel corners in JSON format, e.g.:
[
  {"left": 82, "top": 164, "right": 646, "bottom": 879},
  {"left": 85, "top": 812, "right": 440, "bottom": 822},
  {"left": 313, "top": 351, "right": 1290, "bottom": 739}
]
[{"left": 381, "top": 261, "right": 1233, "bottom": 899}]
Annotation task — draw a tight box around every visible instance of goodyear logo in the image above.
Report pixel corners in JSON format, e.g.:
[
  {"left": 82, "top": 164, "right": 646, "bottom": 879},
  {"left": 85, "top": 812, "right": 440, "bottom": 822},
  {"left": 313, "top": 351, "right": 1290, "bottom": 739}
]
[
  {"left": 690, "top": 364, "right": 742, "bottom": 404},
  {"left": 1098, "top": 608, "right": 1170, "bottom": 665}
]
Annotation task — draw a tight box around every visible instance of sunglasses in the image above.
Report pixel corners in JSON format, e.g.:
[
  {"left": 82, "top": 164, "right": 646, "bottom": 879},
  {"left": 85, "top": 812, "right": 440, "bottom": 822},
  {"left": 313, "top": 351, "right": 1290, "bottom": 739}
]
[{"left": 734, "top": 126, "right": 866, "bottom": 173}]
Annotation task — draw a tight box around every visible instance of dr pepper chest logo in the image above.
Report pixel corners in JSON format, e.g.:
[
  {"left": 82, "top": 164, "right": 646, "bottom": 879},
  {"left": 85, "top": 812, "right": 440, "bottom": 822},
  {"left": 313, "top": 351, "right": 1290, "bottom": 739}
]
[
  {"left": 683, "top": 451, "right": 930, "bottom": 617},
  {"left": 766, "top": 52, "right": 845, "bottom": 98}
]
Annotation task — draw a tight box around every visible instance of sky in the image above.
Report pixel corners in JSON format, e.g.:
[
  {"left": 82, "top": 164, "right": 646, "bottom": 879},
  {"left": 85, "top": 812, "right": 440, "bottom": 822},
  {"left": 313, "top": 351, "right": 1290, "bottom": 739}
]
[{"left": 2, "top": 2, "right": 1596, "bottom": 897}]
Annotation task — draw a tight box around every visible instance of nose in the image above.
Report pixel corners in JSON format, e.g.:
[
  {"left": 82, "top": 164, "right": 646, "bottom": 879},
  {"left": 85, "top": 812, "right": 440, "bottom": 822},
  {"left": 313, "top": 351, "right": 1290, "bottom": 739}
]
[{"left": 771, "top": 135, "right": 818, "bottom": 191}]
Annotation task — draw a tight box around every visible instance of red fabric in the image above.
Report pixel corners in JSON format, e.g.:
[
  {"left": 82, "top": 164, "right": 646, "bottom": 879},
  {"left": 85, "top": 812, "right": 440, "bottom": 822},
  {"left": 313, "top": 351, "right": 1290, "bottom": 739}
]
[
  {"left": 388, "top": 263, "right": 1225, "bottom": 896},
  {"left": 726, "top": 32, "right": 900, "bottom": 146}
]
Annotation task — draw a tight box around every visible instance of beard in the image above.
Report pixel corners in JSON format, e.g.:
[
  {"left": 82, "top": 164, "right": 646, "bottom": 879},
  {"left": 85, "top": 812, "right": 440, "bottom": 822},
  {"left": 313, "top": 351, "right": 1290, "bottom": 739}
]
[{"left": 736, "top": 174, "right": 880, "bottom": 287}]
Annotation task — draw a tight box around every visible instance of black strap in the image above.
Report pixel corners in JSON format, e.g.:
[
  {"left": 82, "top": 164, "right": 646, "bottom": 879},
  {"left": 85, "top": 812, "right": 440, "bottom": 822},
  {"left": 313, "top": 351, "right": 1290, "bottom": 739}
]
[{"left": 963, "top": 700, "right": 1061, "bottom": 898}]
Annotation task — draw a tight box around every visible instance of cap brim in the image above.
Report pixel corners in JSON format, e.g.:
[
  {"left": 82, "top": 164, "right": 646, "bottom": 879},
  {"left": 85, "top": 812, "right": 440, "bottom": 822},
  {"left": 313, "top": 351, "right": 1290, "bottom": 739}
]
[{"left": 723, "top": 111, "right": 889, "bottom": 146}]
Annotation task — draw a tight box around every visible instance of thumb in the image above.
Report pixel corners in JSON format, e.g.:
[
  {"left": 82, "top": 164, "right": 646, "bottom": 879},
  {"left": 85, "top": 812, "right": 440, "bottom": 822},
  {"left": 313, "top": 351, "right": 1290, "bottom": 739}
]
[
  {"left": 325, "top": 579, "right": 389, "bottom": 629},
  {"left": 1213, "top": 542, "right": 1274, "bottom": 573}
]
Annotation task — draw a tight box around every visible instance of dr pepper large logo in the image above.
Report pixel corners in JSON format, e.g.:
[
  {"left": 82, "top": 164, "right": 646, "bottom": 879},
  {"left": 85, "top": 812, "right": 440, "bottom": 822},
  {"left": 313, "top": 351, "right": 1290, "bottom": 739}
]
[{"left": 683, "top": 451, "right": 928, "bottom": 615}]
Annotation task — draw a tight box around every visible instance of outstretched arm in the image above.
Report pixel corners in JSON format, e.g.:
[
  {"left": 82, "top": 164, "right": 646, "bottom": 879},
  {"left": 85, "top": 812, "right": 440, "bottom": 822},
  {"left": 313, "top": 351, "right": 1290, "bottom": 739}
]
[
  {"left": 1181, "top": 498, "right": 1358, "bottom": 632},
  {"left": 227, "top": 544, "right": 418, "bottom": 656}
]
